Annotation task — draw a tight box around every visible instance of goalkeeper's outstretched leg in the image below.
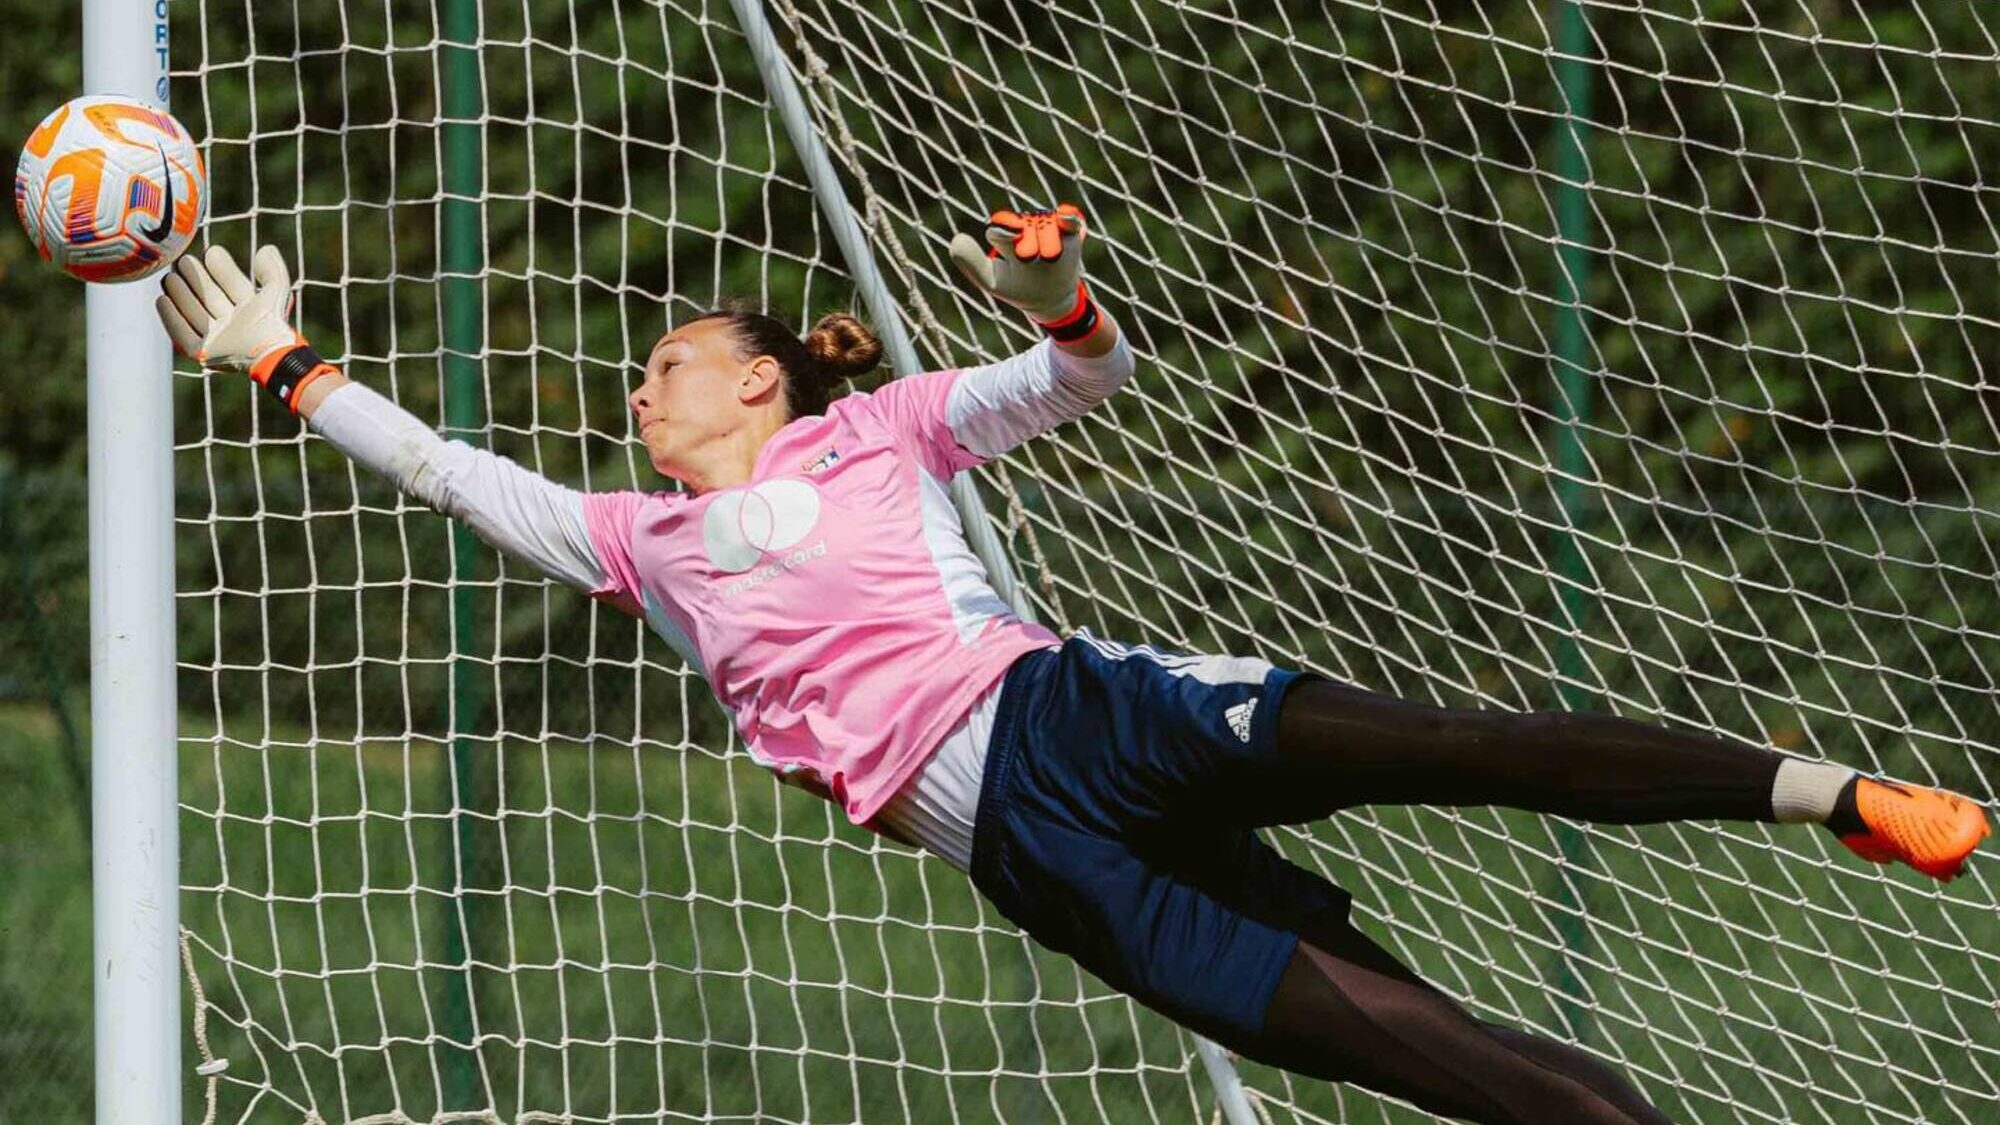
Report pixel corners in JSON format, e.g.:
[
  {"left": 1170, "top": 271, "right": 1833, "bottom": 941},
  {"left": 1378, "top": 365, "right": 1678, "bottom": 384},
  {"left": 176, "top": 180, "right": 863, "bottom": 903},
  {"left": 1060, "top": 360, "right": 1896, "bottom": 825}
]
[{"left": 1253, "top": 675, "right": 1990, "bottom": 881}]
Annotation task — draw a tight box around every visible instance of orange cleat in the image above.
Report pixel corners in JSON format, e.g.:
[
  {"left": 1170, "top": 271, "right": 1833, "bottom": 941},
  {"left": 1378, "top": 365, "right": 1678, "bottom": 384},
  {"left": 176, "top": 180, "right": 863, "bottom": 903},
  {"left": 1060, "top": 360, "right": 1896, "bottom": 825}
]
[{"left": 1838, "top": 778, "right": 1991, "bottom": 881}]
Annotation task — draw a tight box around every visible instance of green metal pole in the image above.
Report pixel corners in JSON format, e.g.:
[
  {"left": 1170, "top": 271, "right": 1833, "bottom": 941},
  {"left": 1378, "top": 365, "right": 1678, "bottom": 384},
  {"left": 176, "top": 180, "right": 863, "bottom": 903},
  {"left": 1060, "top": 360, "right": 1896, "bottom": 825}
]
[
  {"left": 1548, "top": 0, "right": 1599, "bottom": 1045},
  {"left": 438, "top": 0, "right": 488, "bottom": 1111}
]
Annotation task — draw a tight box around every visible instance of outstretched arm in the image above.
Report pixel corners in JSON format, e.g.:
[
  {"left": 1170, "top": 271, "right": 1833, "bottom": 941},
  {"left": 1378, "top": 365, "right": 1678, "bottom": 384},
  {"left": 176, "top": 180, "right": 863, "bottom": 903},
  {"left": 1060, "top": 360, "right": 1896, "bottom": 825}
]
[{"left": 158, "top": 245, "right": 621, "bottom": 598}]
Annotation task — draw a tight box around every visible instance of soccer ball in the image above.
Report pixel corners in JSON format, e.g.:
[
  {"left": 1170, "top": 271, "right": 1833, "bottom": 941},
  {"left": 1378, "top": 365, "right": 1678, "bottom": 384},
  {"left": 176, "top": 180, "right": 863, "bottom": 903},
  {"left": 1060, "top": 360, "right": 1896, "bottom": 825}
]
[{"left": 14, "top": 94, "right": 206, "bottom": 284}]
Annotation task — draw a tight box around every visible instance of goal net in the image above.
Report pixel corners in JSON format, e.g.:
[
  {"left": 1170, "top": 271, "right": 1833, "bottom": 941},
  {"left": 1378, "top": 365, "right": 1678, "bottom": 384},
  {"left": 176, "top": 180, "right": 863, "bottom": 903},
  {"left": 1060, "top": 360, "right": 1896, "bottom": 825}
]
[{"left": 170, "top": 1, "right": 1998, "bottom": 1122}]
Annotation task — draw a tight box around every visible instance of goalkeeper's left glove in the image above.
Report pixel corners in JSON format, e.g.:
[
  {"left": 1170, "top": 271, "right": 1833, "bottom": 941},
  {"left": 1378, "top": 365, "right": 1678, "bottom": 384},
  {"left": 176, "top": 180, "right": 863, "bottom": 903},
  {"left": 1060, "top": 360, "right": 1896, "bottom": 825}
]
[
  {"left": 157, "top": 245, "right": 336, "bottom": 413},
  {"left": 948, "top": 203, "right": 1103, "bottom": 343}
]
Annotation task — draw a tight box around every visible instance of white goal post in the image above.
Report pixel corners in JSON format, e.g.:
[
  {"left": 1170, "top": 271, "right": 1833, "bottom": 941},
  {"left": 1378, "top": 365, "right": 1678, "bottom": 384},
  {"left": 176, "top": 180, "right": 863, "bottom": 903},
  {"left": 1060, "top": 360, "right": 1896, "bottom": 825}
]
[
  {"left": 85, "top": 0, "right": 181, "bottom": 1123},
  {"left": 87, "top": 1, "right": 2000, "bottom": 1123}
]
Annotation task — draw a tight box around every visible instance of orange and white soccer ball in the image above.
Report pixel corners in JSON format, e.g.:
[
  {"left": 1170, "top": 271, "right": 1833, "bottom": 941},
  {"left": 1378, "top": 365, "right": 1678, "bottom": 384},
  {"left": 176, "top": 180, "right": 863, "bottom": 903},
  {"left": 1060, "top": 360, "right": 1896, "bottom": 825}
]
[{"left": 14, "top": 94, "right": 206, "bottom": 284}]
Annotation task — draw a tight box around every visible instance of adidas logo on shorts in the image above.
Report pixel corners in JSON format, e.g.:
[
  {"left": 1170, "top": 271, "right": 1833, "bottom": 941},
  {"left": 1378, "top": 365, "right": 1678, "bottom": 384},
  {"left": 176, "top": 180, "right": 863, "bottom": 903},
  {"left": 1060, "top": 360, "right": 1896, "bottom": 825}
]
[{"left": 1225, "top": 698, "right": 1257, "bottom": 743}]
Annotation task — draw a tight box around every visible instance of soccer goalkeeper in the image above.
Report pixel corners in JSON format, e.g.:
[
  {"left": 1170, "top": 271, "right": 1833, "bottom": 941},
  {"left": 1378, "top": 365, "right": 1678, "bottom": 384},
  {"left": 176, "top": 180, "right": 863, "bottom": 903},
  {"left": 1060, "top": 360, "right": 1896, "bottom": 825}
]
[{"left": 157, "top": 205, "right": 1988, "bottom": 1125}]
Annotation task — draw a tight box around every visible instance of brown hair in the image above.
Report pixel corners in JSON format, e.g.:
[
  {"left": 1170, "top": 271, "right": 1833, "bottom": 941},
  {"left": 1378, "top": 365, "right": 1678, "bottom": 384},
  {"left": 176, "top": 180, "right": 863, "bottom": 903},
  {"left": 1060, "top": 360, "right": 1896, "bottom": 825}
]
[{"left": 689, "top": 301, "right": 884, "bottom": 419}]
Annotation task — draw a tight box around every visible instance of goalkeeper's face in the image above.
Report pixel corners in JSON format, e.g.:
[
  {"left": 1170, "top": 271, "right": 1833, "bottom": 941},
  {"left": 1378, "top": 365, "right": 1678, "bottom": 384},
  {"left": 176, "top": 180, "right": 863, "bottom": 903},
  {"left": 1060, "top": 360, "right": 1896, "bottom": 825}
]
[{"left": 631, "top": 318, "right": 785, "bottom": 484}]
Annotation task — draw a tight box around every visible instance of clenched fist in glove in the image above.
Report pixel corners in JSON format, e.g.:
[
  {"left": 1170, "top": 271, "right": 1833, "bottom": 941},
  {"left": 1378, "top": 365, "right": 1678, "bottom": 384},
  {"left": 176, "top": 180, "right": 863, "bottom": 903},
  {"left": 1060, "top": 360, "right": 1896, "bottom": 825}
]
[
  {"left": 157, "top": 245, "right": 340, "bottom": 413},
  {"left": 948, "top": 203, "right": 1105, "bottom": 345}
]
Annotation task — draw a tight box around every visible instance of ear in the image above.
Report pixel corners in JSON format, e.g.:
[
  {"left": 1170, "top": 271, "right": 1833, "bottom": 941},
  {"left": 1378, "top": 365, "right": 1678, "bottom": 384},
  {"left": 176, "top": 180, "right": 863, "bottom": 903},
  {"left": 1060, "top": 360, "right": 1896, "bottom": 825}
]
[{"left": 743, "top": 353, "right": 786, "bottom": 403}]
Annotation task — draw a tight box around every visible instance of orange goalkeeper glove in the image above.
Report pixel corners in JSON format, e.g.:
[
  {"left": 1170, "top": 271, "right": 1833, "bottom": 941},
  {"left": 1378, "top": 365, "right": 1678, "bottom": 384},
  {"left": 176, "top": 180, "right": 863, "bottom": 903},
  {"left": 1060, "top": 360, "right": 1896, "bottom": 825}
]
[{"left": 948, "top": 203, "right": 1102, "bottom": 343}]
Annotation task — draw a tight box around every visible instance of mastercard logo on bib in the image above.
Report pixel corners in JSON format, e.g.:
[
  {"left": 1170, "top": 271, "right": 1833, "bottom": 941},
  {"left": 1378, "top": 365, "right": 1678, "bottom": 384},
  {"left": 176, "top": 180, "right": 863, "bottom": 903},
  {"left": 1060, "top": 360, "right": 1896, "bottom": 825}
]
[{"left": 704, "top": 480, "right": 829, "bottom": 599}]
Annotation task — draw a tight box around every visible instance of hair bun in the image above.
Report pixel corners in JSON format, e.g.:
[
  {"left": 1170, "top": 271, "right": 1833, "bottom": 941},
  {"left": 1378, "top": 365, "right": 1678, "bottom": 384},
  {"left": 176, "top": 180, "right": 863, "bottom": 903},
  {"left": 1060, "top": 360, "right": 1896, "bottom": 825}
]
[{"left": 804, "top": 313, "right": 884, "bottom": 381}]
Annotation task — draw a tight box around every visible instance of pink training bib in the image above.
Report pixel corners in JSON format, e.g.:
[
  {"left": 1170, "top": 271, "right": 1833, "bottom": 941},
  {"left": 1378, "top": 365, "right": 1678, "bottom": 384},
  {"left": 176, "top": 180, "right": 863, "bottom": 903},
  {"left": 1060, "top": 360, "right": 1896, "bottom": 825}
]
[{"left": 583, "top": 366, "right": 1062, "bottom": 823}]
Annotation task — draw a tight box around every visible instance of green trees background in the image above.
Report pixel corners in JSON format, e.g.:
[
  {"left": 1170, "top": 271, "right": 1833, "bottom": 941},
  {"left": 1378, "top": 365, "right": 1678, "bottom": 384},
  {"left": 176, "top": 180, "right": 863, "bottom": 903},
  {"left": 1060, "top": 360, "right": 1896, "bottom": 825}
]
[{"left": 2, "top": 1, "right": 1996, "bottom": 1122}]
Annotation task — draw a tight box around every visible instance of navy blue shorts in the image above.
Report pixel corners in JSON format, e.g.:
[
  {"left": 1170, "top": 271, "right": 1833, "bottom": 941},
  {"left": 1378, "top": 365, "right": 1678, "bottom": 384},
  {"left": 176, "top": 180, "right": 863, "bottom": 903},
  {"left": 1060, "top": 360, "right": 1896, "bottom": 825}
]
[{"left": 969, "top": 630, "right": 1354, "bottom": 1047}]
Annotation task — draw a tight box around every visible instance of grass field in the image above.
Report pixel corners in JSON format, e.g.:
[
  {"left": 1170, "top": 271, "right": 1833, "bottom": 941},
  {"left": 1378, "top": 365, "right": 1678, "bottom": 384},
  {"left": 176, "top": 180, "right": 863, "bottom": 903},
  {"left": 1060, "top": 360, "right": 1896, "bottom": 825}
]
[
  {"left": 0, "top": 700, "right": 94, "bottom": 1123},
  {"left": 7, "top": 689, "right": 1993, "bottom": 1124}
]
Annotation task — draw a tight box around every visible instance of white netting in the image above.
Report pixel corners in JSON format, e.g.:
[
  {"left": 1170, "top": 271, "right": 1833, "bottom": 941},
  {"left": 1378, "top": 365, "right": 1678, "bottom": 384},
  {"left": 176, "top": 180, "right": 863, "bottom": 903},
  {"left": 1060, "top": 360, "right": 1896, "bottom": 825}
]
[{"left": 174, "top": 2, "right": 1999, "bottom": 1123}]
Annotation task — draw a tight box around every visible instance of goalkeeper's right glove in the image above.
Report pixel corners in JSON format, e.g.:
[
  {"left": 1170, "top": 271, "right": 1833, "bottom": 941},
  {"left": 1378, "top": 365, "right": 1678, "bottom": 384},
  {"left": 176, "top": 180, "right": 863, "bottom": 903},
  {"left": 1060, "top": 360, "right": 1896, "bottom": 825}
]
[{"left": 157, "top": 245, "right": 336, "bottom": 413}]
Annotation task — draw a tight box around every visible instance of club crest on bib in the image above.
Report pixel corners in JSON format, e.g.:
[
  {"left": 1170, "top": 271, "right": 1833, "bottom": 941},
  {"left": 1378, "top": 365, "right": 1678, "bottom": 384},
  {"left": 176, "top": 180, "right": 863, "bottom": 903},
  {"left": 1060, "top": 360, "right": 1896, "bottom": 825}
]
[{"left": 703, "top": 480, "right": 828, "bottom": 597}]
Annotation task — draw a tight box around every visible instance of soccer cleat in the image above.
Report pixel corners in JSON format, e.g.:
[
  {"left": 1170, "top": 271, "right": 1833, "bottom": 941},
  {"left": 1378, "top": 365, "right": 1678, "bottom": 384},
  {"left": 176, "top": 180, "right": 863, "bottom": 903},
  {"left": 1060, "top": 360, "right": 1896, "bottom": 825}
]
[{"left": 1837, "top": 778, "right": 1991, "bottom": 881}]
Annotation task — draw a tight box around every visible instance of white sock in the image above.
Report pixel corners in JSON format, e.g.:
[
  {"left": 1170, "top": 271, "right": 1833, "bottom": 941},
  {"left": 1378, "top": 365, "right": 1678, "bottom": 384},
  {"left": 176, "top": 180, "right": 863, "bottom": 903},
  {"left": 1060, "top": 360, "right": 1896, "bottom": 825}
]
[{"left": 1771, "top": 758, "right": 1857, "bottom": 823}]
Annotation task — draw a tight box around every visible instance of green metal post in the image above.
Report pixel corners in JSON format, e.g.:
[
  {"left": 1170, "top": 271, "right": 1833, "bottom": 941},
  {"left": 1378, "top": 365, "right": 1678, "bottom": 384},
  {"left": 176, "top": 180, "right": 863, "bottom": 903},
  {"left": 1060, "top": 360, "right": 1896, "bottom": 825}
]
[
  {"left": 1548, "top": 0, "right": 1599, "bottom": 1044},
  {"left": 438, "top": 0, "right": 488, "bottom": 1111}
]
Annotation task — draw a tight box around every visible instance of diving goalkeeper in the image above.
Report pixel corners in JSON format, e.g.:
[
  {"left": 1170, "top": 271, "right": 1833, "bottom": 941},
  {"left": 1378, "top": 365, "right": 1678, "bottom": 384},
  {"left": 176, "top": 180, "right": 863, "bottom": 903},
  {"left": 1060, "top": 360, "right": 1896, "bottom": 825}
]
[{"left": 157, "top": 203, "right": 1989, "bottom": 1125}]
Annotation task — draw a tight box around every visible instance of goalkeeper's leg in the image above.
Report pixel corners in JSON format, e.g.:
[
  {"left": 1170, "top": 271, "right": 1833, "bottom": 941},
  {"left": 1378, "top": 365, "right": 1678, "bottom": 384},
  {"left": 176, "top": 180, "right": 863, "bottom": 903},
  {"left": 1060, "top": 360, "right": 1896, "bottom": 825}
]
[
  {"left": 1258, "top": 676, "right": 1988, "bottom": 879},
  {"left": 1272, "top": 676, "right": 1788, "bottom": 823},
  {"left": 1151, "top": 830, "right": 1676, "bottom": 1123},
  {"left": 1245, "top": 927, "right": 1678, "bottom": 1125}
]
